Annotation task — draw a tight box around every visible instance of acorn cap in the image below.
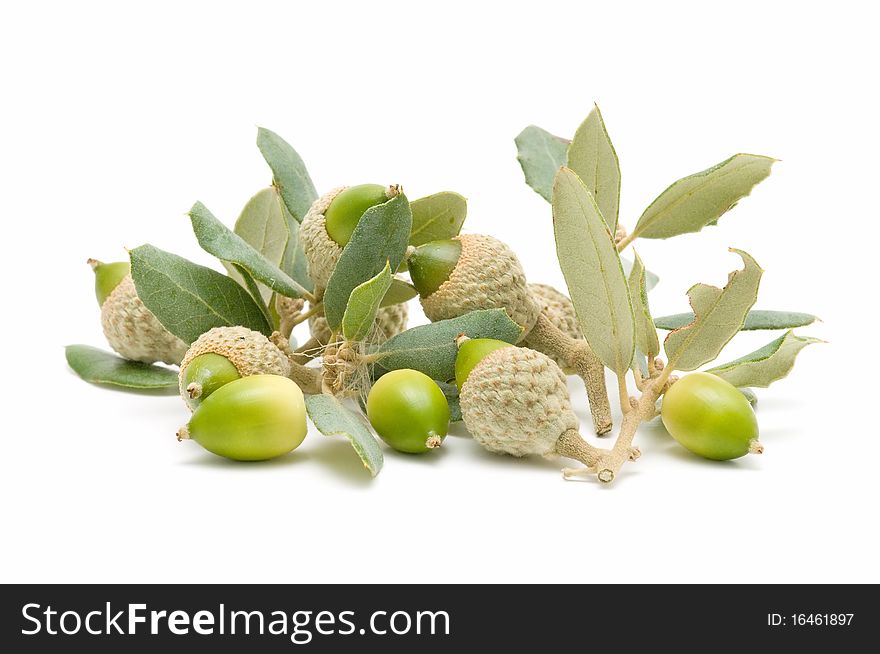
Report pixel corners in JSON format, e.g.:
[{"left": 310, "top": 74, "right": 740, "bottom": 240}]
[
  {"left": 101, "top": 274, "right": 188, "bottom": 365},
  {"left": 179, "top": 326, "right": 291, "bottom": 387},
  {"left": 459, "top": 346, "right": 578, "bottom": 457},
  {"left": 300, "top": 187, "right": 346, "bottom": 292},
  {"left": 420, "top": 234, "right": 540, "bottom": 335},
  {"left": 529, "top": 283, "right": 581, "bottom": 340}
]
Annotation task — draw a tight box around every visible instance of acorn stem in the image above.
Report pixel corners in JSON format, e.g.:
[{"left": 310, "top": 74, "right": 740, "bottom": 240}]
[
  {"left": 524, "top": 313, "right": 612, "bottom": 435},
  {"left": 269, "top": 332, "right": 323, "bottom": 394},
  {"left": 555, "top": 429, "right": 602, "bottom": 468}
]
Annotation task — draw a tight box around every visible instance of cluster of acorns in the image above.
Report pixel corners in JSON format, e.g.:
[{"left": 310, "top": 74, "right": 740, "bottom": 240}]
[{"left": 88, "top": 181, "right": 762, "bottom": 476}]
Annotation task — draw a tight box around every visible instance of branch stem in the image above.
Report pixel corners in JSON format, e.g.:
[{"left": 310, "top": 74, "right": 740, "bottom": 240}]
[
  {"left": 524, "top": 313, "right": 612, "bottom": 435},
  {"left": 616, "top": 231, "right": 637, "bottom": 252},
  {"left": 617, "top": 372, "right": 631, "bottom": 415}
]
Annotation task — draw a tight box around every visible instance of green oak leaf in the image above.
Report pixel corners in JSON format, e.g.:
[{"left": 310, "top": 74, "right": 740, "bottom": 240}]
[
  {"left": 409, "top": 192, "right": 467, "bottom": 246},
  {"left": 342, "top": 262, "right": 393, "bottom": 342},
  {"left": 628, "top": 251, "right": 660, "bottom": 358},
  {"left": 380, "top": 278, "right": 418, "bottom": 307},
  {"left": 129, "top": 244, "right": 271, "bottom": 343},
  {"left": 223, "top": 188, "right": 289, "bottom": 303},
  {"left": 256, "top": 127, "right": 317, "bottom": 223},
  {"left": 372, "top": 309, "right": 522, "bottom": 382},
  {"left": 707, "top": 330, "right": 823, "bottom": 388},
  {"left": 566, "top": 104, "right": 621, "bottom": 231},
  {"left": 280, "top": 199, "right": 314, "bottom": 293},
  {"left": 188, "top": 202, "right": 310, "bottom": 299},
  {"left": 65, "top": 345, "right": 179, "bottom": 392},
  {"left": 620, "top": 255, "right": 659, "bottom": 291},
  {"left": 515, "top": 125, "right": 569, "bottom": 202},
  {"left": 435, "top": 380, "right": 462, "bottom": 422},
  {"left": 664, "top": 249, "right": 763, "bottom": 371},
  {"left": 304, "top": 394, "right": 383, "bottom": 477},
  {"left": 323, "top": 193, "right": 412, "bottom": 329},
  {"left": 654, "top": 309, "right": 818, "bottom": 331},
  {"left": 632, "top": 154, "right": 776, "bottom": 240},
  {"left": 552, "top": 166, "right": 634, "bottom": 375}
]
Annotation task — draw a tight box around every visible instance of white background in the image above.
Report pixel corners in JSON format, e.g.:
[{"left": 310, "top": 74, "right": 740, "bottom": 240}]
[{"left": 2, "top": 0, "right": 877, "bottom": 583}]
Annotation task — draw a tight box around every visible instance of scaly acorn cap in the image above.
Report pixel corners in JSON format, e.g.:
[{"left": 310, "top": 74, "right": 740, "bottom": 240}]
[
  {"left": 419, "top": 234, "right": 541, "bottom": 335},
  {"left": 300, "top": 187, "right": 347, "bottom": 292},
  {"left": 100, "top": 274, "right": 188, "bottom": 365},
  {"left": 178, "top": 326, "right": 291, "bottom": 399},
  {"left": 308, "top": 302, "right": 409, "bottom": 345},
  {"left": 529, "top": 283, "right": 581, "bottom": 340},
  {"left": 460, "top": 346, "right": 578, "bottom": 457}
]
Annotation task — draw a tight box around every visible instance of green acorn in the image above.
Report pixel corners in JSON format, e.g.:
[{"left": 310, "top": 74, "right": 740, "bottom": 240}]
[
  {"left": 178, "top": 326, "right": 291, "bottom": 410},
  {"left": 177, "top": 375, "right": 307, "bottom": 461}
]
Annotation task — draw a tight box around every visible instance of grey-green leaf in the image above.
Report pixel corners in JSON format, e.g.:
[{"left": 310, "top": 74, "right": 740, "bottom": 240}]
[
  {"left": 552, "top": 167, "right": 635, "bottom": 375},
  {"left": 256, "top": 127, "right": 317, "bottom": 223},
  {"left": 409, "top": 192, "right": 467, "bottom": 246},
  {"left": 373, "top": 309, "right": 522, "bottom": 382},
  {"left": 304, "top": 394, "right": 383, "bottom": 477},
  {"left": 380, "top": 278, "right": 418, "bottom": 307},
  {"left": 129, "top": 244, "right": 271, "bottom": 343},
  {"left": 739, "top": 387, "right": 759, "bottom": 407},
  {"left": 342, "top": 261, "right": 393, "bottom": 342},
  {"left": 223, "top": 187, "right": 289, "bottom": 302},
  {"left": 620, "top": 255, "right": 659, "bottom": 291},
  {"left": 515, "top": 125, "right": 570, "bottom": 202},
  {"left": 65, "top": 345, "right": 178, "bottom": 392},
  {"left": 323, "top": 193, "right": 412, "bottom": 329},
  {"left": 280, "top": 201, "right": 314, "bottom": 293},
  {"left": 706, "top": 330, "right": 823, "bottom": 388},
  {"left": 188, "top": 201, "right": 310, "bottom": 299},
  {"left": 435, "top": 380, "right": 462, "bottom": 422},
  {"left": 628, "top": 251, "right": 660, "bottom": 357},
  {"left": 632, "top": 154, "right": 776, "bottom": 240},
  {"left": 566, "top": 104, "right": 621, "bottom": 231},
  {"left": 233, "top": 264, "right": 273, "bottom": 326},
  {"left": 654, "top": 309, "right": 819, "bottom": 331},
  {"left": 664, "top": 249, "right": 763, "bottom": 371}
]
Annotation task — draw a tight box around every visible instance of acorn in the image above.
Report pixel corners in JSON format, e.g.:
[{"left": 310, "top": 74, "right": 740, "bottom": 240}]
[
  {"left": 366, "top": 369, "right": 449, "bottom": 453},
  {"left": 90, "top": 259, "right": 188, "bottom": 365},
  {"left": 456, "top": 342, "right": 632, "bottom": 478},
  {"left": 300, "top": 184, "right": 400, "bottom": 292},
  {"left": 406, "top": 234, "right": 612, "bottom": 434},
  {"left": 176, "top": 375, "right": 308, "bottom": 461},
  {"left": 178, "top": 326, "right": 291, "bottom": 410}
]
